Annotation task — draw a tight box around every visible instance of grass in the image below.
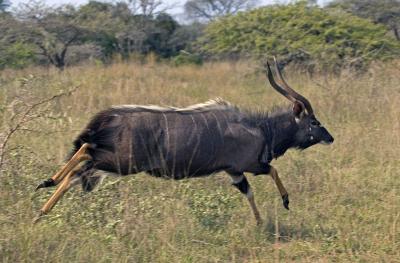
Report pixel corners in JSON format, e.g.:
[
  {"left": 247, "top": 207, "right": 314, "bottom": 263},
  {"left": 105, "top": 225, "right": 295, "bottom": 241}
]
[{"left": 0, "top": 60, "right": 399, "bottom": 262}]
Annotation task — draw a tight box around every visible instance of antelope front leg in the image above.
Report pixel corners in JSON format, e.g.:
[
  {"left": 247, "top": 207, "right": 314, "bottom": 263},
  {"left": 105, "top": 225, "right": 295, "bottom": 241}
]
[{"left": 269, "top": 166, "right": 289, "bottom": 210}]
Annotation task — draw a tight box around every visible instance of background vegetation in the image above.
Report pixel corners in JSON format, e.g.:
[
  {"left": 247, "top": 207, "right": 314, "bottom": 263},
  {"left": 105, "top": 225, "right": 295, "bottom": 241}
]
[
  {"left": 0, "top": 59, "right": 399, "bottom": 262},
  {"left": 0, "top": 0, "right": 399, "bottom": 71},
  {"left": 1, "top": 0, "right": 400, "bottom": 262},
  {"left": 200, "top": 2, "right": 400, "bottom": 71}
]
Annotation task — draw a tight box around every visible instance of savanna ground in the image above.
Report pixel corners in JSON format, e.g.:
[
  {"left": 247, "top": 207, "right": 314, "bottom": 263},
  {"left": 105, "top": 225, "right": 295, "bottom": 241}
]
[{"left": 0, "top": 60, "right": 399, "bottom": 262}]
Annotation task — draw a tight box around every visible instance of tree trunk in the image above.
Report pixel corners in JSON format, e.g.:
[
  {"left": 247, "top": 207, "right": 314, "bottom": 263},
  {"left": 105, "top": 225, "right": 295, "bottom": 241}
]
[
  {"left": 54, "top": 50, "right": 66, "bottom": 71},
  {"left": 393, "top": 25, "right": 400, "bottom": 41}
]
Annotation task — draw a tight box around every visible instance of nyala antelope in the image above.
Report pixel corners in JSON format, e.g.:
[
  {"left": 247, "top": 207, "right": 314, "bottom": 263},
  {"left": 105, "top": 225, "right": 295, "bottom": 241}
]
[{"left": 35, "top": 58, "right": 334, "bottom": 224}]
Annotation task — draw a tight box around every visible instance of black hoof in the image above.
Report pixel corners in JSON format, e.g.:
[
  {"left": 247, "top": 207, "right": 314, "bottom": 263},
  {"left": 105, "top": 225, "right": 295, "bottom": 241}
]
[
  {"left": 35, "top": 179, "right": 55, "bottom": 191},
  {"left": 32, "top": 211, "right": 44, "bottom": 224},
  {"left": 282, "top": 193, "right": 289, "bottom": 210}
]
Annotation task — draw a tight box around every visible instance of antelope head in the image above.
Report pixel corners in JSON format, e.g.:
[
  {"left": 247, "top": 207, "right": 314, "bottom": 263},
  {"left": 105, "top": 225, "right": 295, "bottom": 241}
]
[{"left": 266, "top": 57, "right": 334, "bottom": 149}]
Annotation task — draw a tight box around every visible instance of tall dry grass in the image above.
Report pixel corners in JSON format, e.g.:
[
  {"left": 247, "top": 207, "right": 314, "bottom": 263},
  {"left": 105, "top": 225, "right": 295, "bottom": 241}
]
[{"left": 0, "top": 60, "right": 399, "bottom": 262}]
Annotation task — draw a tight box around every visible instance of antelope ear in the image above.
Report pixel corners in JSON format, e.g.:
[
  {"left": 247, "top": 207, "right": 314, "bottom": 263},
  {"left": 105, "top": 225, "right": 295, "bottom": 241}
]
[{"left": 293, "top": 101, "right": 305, "bottom": 118}]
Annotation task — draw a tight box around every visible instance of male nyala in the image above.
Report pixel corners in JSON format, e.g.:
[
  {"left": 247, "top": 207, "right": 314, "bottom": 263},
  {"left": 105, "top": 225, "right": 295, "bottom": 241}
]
[{"left": 35, "top": 58, "right": 334, "bottom": 225}]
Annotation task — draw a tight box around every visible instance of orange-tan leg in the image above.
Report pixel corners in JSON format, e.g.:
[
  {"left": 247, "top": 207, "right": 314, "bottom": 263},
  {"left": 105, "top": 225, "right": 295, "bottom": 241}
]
[
  {"left": 247, "top": 191, "right": 262, "bottom": 225},
  {"left": 269, "top": 166, "right": 289, "bottom": 210},
  {"left": 41, "top": 170, "right": 76, "bottom": 213},
  {"left": 52, "top": 153, "right": 91, "bottom": 184},
  {"left": 34, "top": 169, "right": 79, "bottom": 223},
  {"left": 33, "top": 144, "right": 92, "bottom": 223},
  {"left": 36, "top": 143, "right": 91, "bottom": 190},
  {"left": 230, "top": 174, "right": 262, "bottom": 225}
]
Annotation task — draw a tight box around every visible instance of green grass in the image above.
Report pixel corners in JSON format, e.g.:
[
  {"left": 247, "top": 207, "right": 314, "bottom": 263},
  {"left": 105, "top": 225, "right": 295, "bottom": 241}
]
[{"left": 0, "top": 60, "right": 399, "bottom": 262}]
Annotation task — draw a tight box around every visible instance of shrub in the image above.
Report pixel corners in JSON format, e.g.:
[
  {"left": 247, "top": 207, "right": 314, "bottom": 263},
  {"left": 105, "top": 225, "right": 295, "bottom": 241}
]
[
  {"left": 199, "top": 1, "right": 400, "bottom": 71},
  {"left": 172, "top": 51, "right": 203, "bottom": 66},
  {"left": 0, "top": 42, "right": 36, "bottom": 69}
]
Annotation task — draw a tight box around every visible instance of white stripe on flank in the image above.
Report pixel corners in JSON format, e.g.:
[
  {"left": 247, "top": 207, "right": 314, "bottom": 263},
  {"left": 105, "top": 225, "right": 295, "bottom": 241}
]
[{"left": 162, "top": 113, "right": 170, "bottom": 151}]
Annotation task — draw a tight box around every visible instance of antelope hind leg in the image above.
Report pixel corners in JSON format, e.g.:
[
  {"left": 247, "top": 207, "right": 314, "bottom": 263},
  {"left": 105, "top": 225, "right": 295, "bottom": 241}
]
[
  {"left": 33, "top": 168, "right": 81, "bottom": 223},
  {"left": 35, "top": 143, "right": 91, "bottom": 190},
  {"left": 231, "top": 174, "right": 262, "bottom": 225},
  {"left": 247, "top": 192, "right": 262, "bottom": 226}
]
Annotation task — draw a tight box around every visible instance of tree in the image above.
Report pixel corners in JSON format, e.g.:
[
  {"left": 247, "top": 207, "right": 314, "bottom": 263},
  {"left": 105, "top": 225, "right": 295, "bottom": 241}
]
[
  {"left": 0, "top": 0, "right": 193, "bottom": 69},
  {"left": 169, "top": 22, "right": 205, "bottom": 53},
  {"left": 199, "top": 2, "right": 400, "bottom": 71},
  {"left": 0, "top": 14, "right": 37, "bottom": 69},
  {"left": 127, "top": 0, "right": 169, "bottom": 16},
  {"left": 75, "top": 1, "right": 128, "bottom": 59},
  {"left": 76, "top": 1, "right": 184, "bottom": 59},
  {"left": 184, "top": 0, "right": 257, "bottom": 22},
  {"left": 328, "top": 0, "right": 400, "bottom": 41},
  {"left": 0, "top": 0, "right": 10, "bottom": 13},
  {"left": 16, "top": 2, "right": 91, "bottom": 69}
]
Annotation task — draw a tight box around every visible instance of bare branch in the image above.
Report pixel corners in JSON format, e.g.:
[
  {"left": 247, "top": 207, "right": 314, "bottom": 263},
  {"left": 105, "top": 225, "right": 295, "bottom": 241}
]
[
  {"left": 0, "top": 86, "right": 79, "bottom": 170},
  {"left": 127, "top": 0, "right": 172, "bottom": 15},
  {"left": 184, "top": 0, "right": 257, "bottom": 22}
]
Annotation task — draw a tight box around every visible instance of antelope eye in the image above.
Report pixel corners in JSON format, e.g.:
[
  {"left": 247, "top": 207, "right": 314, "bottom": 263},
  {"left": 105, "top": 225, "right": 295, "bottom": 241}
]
[{"left": 310, "top": 120, "right": 320, "bottom": 126}]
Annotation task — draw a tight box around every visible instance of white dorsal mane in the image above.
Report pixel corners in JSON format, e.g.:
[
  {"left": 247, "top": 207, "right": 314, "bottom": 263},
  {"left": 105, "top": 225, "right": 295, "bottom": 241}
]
[{"left": 112, "top": 98, "right": 234, "bottom": 113}]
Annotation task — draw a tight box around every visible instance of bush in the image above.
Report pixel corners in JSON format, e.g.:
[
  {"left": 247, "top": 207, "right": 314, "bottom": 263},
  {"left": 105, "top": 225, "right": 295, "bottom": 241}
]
[
  {"left": 0, "top": 42, "right": 36, "bottom": 69},
  {"left": 199, "top": 1, "right": 400, "bottom": 71},
  {"left": 172, "top": 51, "right": 203, "bottom": 66}
]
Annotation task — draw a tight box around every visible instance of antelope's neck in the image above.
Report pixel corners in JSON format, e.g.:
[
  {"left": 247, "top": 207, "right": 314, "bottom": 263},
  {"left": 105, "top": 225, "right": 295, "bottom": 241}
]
[{"left": 265, "top": 114, "right": 299, "bottom": 159}]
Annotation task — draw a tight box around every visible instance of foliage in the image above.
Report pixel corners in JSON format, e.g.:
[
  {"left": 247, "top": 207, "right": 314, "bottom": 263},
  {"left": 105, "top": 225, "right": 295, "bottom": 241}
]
[
  {"left": 65, "top": 44, "right": 104, "bottom": 65},
  {"left": 172, "top": 51, "right": 203, "bottom": 66},
  {"left": 73, "top": 1, "right": 124, "bottom": 59},
  {"left": 126, "top": 0, "right": 167, "bottom": 16},
  {"left": 0, "top": 0, "right": 10, "bottom": 13},
  {"left": 0, "top": 1, "right": 193, "bottom": 69},
  {"left": 0, "top": 42, "right": 36, "bottom": 69},
  {"left": 147, "top": 13, "right": 180, "bottom": 57},
  {"left": 61, "top": 1, "right": 191, "bottom": 60},
  {"left": 328, "top": 0, "right": 400, "bottom": 41},
  {"left": 15, "top": 3, "right": 92, "bottom": 69},
  {"left": 169, "top": 22, "right": 205, "bottom": 53},
  {"left": 0, "top": 14, "right": 37, "bottom": 69},
  {"left": 2, "top": 0, "right": 400, "bottom": 71},
  {"left": 199, "top": 1, "right": 400, "bottom": 71},
  {"left": 184, "top": 0, "right": 257, "bottom": 21}
]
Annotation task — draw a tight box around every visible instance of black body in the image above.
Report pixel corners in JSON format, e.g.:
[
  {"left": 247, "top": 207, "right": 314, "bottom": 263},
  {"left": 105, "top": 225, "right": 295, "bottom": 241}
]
[{"left": 71, "top": 99, "right": 333, "bottom": 185}]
